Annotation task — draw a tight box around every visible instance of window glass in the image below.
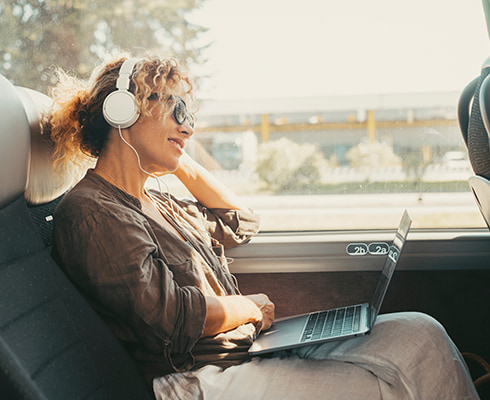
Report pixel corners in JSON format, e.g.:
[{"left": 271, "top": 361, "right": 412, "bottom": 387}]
[
  {"left": 185, "top": 0, "right": 489, "bottom": 231},
  {"left": 2, "top": 0, "right": 488, "bottom": 231}
]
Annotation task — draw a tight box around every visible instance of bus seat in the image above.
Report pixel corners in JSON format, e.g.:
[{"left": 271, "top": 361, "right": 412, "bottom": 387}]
[
  {"left": 0, "top": 73, "right": 154, "bottom": 399},
  {"left": 458, "top": 58, "right": 490, "bottom": 398},
  {"left": 458, "top": 57, "right": 490, "bottom": 230},
  {"left": 15, "top": 86, "right": 74, "bottom": 247}
]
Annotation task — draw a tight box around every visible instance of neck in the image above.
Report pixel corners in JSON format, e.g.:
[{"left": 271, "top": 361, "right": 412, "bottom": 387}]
[
  {"left": 93, "top": 129, "right": 152, "bottom": 200},
  {"left": 94, "top": 157, "right": 148, "bottom": 201}
]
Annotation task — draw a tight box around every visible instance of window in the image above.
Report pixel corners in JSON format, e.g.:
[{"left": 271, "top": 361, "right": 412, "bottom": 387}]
[
  {"left": 187, "top": 94, "right": 481, "bottom": 231},
  {"left": 2, "top": 0, "right": 488, "bottom": 231},
  {"left": 185, "top": 0, "right": 489, "bottom": 231}
]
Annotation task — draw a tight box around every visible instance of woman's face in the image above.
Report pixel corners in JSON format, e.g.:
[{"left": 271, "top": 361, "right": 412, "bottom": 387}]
[{"left": 126, "top": 89, "right": 194, "bottom": 175}]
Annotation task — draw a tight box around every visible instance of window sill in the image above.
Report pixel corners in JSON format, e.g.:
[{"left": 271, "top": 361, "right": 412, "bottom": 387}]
[{"left": 227, "top": 228, "right": 490, "bottom": 273}]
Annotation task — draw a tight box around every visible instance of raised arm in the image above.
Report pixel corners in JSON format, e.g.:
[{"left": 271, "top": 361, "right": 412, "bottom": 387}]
[
  {"left": 173, "top": 152, "right": 249, "bottom": 211},
  {"left": 174, "top": 154, "right": 273, "bottom": 337}
]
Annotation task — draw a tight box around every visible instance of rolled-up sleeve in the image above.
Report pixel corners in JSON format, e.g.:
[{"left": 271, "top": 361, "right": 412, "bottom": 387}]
[
  {"left": 205, "top": 208, "right": 260, "bottom": 249},
  {"left": 170, "top": 197, "right": 260, "bottom": 249}
]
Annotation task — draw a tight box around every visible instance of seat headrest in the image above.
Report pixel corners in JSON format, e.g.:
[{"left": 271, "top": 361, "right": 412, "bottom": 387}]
[
  {"left": 15, "top": 86, "right": 75, "bottom": 205},
  {"left": 0, "top": 73, "right": 77, "bottom": 208},
  {"left": 458, "top": 57, "right": 490, "bottom": 179},
  {"left": 0, "top": 75, "right": 30, "bottom": 208}
]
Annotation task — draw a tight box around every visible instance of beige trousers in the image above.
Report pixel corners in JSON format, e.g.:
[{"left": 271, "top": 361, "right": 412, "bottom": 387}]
[{"left": 153, "top": 312, "right": 479, "bottom": 399}]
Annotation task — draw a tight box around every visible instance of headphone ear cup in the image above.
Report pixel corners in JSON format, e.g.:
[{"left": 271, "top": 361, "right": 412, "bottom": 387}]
[{"left": 103, "top": 90, "right": 140, "bottom": 129}]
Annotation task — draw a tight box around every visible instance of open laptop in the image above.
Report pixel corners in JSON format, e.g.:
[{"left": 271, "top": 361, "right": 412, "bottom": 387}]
[{"left": 248, "top": 209, "right": 412, "bottom": 355}]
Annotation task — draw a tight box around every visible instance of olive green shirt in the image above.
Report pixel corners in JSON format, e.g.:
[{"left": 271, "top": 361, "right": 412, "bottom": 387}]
[{"left": 52, "top": 169, "right": 260, "bottom": 381}]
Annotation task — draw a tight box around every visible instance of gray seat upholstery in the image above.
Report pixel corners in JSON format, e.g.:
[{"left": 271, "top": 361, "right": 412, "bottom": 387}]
[
  {"left": 458, "top": 57, "right": 490, "bottom": 229},
  {"left": 0, "top": 73, "right": 154, "bottom": 399}
]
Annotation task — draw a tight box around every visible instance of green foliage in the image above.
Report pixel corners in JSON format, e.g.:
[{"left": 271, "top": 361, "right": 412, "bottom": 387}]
[
  {"left": 255, "top": 137, "right": 329, "bottom": 193},
  {"left": 0, "top": 0, "right": 208, "bottom": 92}
]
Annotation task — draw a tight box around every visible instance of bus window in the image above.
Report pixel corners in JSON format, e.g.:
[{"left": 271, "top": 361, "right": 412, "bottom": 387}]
[{"left": 2, "top": 0, "right": 488, "bottom": 231}]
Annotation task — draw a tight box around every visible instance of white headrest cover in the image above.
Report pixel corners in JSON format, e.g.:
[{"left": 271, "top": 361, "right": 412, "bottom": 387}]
[
  {"left": 15, "top": 86, "right": 78, "bottom": 205},
  {"left": 0, "top": 75, "right": 30, "bottom": 208}
]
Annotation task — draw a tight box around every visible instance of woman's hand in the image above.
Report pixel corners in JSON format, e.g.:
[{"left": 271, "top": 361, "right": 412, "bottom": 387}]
[
  {"left": 244, "top": 294, "right": 275, "bottom": 331},
  {"left": 202, "top": 294, "right": 275, "bottom": 337},
  {"left": 173, "top": 152, "right": 249, "bottom": 211},
  {"left": 173, "top": 151, "right": 194, "bottom": 175}
]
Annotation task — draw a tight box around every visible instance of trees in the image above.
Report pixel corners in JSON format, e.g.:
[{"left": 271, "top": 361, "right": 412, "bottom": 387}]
[
  {"left": 0, "top": 0, "right": 207, "bottom": 91},
  {"left": 256, "top": 138, "right": 329, "bottom": 193}
]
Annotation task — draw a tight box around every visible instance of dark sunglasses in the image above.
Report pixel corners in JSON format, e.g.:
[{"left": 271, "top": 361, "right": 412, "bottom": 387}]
[
  {"left": 148, "top": 93, "right": 195, "bottom": 128},
  {"left": 171, "top": 95, "right": 195, "bottom": 129}
]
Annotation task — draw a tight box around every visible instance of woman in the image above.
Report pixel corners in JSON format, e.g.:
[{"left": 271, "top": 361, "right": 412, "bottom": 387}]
[{"left": 50, "top": 55, "right": 478, "bottom": 399}]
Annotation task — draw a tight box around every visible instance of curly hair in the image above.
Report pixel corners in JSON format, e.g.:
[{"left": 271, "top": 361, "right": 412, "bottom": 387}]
[{"left": 47, "top": 55, "right": 194, "bottom": 173}]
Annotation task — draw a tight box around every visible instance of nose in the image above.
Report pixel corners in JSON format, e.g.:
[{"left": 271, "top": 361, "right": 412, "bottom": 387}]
[{"left": 180, "top": 121, "right": 194, "bottom": 137}]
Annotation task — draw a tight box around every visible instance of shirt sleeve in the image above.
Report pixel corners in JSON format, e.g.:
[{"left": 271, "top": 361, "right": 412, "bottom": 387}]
[
  {"left": 170, "top": 196, "right": 261, "bottom": 249},
  {"left": 53, "top": 194, "right": 207, "bottom": 362}
]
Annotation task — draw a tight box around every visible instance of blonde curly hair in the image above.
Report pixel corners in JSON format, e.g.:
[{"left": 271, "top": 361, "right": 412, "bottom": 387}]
[{"left": 47, "top": 54, "right": 194, "bottom": 173}]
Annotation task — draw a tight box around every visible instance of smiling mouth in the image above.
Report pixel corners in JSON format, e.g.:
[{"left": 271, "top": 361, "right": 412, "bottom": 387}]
[{"left": 168, "top": 138, "right": 185, "bottom": 149}]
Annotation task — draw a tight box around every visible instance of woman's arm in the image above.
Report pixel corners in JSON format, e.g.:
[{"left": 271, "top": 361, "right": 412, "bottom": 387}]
[
  {"left": 202, "top": 294, "right": 275, "bottom": 337},
  {"left": 174, "top": 152, "right": 249, "bottom": 211},
  {"left": 174, "top": 154, "right": 272, "bottom": 338}
]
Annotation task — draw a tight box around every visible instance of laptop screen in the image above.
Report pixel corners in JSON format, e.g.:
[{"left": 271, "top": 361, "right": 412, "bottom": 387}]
[{"left": 369, "top": 209, "right": 412, "bottom": 325}]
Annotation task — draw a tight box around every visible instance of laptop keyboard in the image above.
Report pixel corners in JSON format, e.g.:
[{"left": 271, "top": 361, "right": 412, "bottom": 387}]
[{"left": 300, "top": 305, "right": 362, "bottom": 343}]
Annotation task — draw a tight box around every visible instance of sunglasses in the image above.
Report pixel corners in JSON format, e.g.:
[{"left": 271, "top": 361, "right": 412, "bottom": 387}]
[
  {"left": 171, "top": 95, "right": 195, "bottom": 129},
  {"left": 148, "top": 93, "right": 196, "bottom": 128}
]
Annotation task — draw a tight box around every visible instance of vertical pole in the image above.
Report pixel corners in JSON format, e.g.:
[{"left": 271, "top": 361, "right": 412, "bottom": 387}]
[
  {"left": 367, "top": 109, "right": 376, "bottom": 143},
  {"left": 261, "top": 113, "right": 270, "bottom": 142}
]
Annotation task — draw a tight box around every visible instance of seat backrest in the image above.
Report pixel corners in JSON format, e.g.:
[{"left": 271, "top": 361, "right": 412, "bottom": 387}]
[
  {"left": 15, "top": 86, "right": 73, "bottom": 247},
  {"left": 0, "top": 74, "right": 154, "bottom": 399},
  {"left": 458, "top": 56, "right": 490, "bottom": 229}
]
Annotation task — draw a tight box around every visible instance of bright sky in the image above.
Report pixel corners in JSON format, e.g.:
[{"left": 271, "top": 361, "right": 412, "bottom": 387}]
[{"left": 191, "top": 0, "right": 490, "bottom": 99}]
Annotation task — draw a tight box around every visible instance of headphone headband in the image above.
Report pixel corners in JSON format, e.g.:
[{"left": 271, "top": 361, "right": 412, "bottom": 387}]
[{"left": 116, "top": 58, "right": 139, "bottom": 91}]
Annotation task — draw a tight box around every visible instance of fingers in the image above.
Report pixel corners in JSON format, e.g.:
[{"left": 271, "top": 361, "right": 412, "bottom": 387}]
[{"left": 246, "top": 294, "right": 275, "bottom": 331}]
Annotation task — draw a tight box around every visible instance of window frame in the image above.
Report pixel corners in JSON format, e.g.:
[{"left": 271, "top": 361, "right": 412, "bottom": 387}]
[{"left": 227, "top": 228, "right": 490, "bottom": 273}]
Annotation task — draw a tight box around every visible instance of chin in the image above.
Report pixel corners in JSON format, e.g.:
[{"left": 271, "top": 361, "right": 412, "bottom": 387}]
[{"left": 151, "top": 163, "right": 180, "bottom": 177}]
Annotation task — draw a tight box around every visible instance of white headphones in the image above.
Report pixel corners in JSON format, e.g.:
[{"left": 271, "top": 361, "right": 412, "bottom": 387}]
[{"left": 102, "top": 58, "right": 140, "bottom": 128}]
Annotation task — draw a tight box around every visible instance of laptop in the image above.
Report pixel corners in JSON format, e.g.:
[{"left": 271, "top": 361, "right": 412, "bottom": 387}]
[{"left": 248, "top": 209, "right": 412, "bottom": 356}]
